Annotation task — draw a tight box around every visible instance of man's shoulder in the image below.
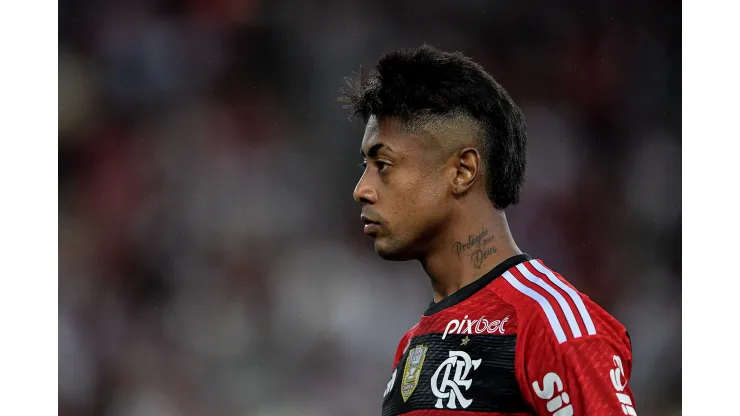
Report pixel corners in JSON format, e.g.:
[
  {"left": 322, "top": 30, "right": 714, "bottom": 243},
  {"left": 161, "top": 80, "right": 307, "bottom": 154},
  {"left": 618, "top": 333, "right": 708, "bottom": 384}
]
[
  {"left": 391, "top": 322, "right": 420, "bottom": 368},
  {"left": 489, "top": 258, "right": 627, "bottom": 346}
]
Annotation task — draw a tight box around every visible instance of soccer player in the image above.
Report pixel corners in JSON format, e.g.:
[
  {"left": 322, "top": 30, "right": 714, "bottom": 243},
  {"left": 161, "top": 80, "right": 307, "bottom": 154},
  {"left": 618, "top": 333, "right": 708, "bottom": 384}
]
[{"left": 340, "top": 45, "right": 637, "bottom": 416}]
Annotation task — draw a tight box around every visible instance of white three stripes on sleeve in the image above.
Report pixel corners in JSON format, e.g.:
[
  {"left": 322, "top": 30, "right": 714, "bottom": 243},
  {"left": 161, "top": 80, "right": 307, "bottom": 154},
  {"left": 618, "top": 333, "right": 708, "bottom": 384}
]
[
  {"left": 502, "top": 270, "right": 568, "bottom": 344},
  {"left": 503, "top": 261, "right": 597, "bottom": 343},
  {"left": 515, "top": 263, "right": 583, "bottom": 339},
  {"left": 531, "top": 259, "right": 597, "bottom": 336}
]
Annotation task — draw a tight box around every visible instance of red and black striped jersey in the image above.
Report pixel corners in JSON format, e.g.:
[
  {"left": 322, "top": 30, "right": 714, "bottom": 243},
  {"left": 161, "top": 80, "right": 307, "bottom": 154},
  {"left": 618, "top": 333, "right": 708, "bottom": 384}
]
[{"left": 381, "top": 254, "right": 636, "bottom": 416}]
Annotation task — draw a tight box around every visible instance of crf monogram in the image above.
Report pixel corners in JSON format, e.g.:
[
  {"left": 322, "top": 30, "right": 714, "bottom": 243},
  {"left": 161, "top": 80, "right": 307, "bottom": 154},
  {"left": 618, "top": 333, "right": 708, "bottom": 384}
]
[{"left": 431, "top": 350, "right": 482, "bottom": 409}]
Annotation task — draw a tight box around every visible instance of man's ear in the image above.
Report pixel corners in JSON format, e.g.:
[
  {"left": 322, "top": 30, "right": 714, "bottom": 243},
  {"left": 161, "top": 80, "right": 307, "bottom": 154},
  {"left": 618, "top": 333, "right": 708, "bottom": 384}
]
[{"left": 451, "top": 147, "right": 481, "bottom": 195}]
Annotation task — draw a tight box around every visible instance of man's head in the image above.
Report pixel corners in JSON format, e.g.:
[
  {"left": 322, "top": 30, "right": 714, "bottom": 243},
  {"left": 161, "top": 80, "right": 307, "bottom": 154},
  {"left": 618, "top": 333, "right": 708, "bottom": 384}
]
[{"left": 340, "top": 45, "right": 527, "bottom": 260}]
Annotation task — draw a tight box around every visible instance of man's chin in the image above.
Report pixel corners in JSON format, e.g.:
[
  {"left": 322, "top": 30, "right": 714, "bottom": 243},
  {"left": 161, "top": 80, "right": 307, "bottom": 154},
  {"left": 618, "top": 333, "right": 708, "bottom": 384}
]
[{"left": 373, "top": 239, "right": 413, "bottom": 261}]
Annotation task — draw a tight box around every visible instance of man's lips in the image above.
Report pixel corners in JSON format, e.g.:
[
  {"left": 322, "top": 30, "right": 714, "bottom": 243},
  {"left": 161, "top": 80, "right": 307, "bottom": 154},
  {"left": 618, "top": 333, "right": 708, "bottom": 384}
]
[
  {"left": 360, "top": 215, "right": 379, "bottom": 224},
  {"left": 363, "top": 223, "right": 381, "bottom": 234},
  {"left": 361, "top": 215, "right": 381, "bottom": 235}
]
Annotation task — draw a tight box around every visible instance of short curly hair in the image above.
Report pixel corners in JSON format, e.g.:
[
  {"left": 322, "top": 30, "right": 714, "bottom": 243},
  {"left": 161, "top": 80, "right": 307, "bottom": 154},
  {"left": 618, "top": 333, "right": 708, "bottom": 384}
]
[{"left": 339, "top": 45, "right": 528, "bottom": 210}]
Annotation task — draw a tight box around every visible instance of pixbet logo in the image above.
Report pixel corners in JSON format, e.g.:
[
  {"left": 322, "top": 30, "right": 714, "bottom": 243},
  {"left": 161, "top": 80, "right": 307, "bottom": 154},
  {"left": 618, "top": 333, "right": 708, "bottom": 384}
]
[
  {"left": 532, "top": 372, "right": 573, "bottom": 416},
  {"left": 441, "top": 315, "right": 509, "bottom": 339}
]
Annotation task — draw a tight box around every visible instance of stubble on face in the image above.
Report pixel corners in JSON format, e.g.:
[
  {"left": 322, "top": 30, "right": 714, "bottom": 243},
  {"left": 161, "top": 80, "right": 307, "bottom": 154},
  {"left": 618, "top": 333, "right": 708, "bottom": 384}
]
[{"left": 361, "top": 116, "right": 453, "bottom": 260}]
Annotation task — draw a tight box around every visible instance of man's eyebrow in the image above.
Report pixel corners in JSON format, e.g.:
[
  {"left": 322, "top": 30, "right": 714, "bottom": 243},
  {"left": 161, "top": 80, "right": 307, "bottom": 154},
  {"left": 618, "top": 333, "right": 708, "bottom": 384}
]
[{"left": 361, "top": 143, "right": 393, "bottom": 158}]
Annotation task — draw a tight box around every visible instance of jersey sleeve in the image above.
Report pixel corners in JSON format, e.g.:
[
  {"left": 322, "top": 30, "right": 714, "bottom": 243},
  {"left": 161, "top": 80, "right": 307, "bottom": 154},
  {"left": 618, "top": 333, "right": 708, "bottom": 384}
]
[
  {"left": 392, "top": 324, "right": 416, "bottom": 368},
  {"left": 383, "top": 325, "right": 417, "bottom": 398},
  {"left": 517, "top": 326, "right": 637, "bottom": 415}
]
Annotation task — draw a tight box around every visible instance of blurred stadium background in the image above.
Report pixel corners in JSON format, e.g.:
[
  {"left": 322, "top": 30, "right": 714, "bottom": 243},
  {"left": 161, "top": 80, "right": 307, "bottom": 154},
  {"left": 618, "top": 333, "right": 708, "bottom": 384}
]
[{"left": 58, "top": 0, "right": 681, "bottom": 415}]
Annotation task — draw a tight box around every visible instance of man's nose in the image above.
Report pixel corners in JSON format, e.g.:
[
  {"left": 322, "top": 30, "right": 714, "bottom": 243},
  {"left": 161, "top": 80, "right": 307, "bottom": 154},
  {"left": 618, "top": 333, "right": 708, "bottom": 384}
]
[{"left": 353, "top": 176, "right": 377, "bottom": 205}]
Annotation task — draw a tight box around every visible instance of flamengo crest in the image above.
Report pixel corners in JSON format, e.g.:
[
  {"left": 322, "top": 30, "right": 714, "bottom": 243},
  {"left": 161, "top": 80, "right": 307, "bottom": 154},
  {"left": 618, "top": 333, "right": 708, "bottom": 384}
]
[{"left": 431, "top": 350, "right": 482, "bottom": 409}]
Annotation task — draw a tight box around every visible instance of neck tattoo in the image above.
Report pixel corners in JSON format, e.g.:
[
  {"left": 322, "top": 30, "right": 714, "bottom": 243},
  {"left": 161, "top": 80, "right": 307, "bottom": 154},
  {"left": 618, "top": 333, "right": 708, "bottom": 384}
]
[{"left": 452, "top": 226, "right": 497, "bottom": 269}]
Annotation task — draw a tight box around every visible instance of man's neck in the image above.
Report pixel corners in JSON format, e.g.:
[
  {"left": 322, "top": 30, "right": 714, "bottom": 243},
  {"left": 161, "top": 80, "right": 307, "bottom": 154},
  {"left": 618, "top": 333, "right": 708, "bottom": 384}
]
[{"left": 419, "top": 207, "right": 522, "bottom": 304}]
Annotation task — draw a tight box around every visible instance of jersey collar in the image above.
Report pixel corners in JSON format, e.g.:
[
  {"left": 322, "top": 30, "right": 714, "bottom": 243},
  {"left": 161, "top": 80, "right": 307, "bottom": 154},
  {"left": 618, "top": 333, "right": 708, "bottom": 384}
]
[{"left": 423, "top": 253, "right": 532, "bottom": 316}]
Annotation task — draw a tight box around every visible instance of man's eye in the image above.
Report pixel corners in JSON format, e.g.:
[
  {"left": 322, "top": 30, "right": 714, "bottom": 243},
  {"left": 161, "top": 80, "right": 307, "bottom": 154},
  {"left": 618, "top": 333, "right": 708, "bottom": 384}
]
[{"left": 358, "top": 160, "right": 390, "bottom": 173}]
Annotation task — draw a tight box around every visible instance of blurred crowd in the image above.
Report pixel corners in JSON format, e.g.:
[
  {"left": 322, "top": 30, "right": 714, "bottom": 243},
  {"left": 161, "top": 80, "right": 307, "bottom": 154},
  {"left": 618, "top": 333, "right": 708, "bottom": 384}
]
[{"left": 58, "top": 0, "right": 681, "bottom": 415}]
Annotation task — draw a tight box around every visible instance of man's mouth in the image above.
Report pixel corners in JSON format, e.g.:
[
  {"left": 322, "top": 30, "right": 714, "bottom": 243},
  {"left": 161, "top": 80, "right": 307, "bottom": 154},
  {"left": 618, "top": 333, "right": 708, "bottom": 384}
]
[{"left": 361, "top": 215, "right": 381, "bottom": 235}]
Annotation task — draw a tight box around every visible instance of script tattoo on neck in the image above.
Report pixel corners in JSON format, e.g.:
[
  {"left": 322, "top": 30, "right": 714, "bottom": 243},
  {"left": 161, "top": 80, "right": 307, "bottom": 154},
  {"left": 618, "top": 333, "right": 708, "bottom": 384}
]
[{"left": 452, "top": 226, "right": 497, "bottom": 269}]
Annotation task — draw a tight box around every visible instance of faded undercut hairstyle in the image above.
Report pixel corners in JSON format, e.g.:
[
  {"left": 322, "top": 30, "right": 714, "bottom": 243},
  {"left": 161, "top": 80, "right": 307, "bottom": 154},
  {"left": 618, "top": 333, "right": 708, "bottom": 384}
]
[{"left": 338, "top": 45, "right": 528, "bottom": 210}]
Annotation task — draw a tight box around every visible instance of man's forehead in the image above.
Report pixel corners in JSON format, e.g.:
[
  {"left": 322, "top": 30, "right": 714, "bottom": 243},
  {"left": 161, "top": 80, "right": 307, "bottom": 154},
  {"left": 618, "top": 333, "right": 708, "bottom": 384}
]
[
  {"left": 360, "top": 116, "right": 381, "bottom": 149},
  {"left": 361, "top": 116, "right": 417, "bottom": 154}
]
